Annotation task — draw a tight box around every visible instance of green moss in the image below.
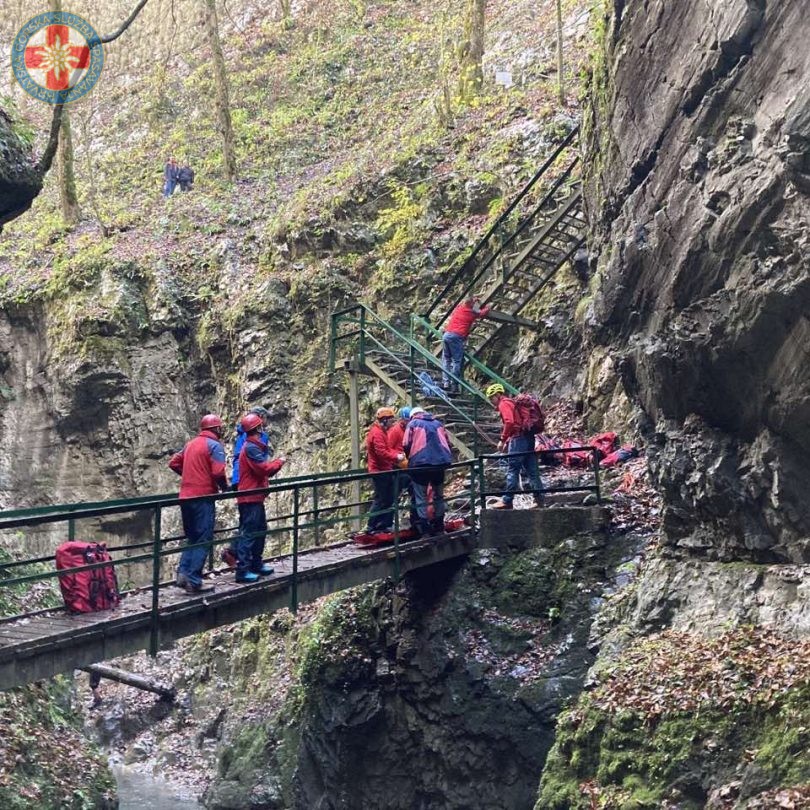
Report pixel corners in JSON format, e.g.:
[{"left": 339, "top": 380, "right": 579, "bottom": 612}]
[{"left": 537, "top": 683, "right": 810, "bottom": 809}]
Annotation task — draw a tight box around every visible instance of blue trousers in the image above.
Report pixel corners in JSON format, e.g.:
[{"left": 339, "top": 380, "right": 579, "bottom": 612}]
[
  {"left": 410, "top": 467, "right": 446, "bottom": 534},
  {"left": 442, "top": 332, "right": 465, "bottom": 389},
  {"left": 236, "top": 502, "right": 268, "bottom": 574},
  {"left": 503, "top": 433, "right": 542, "bottom": 504},
  {"left": 178, "top": 500, "right": 215, "bottom": 587}
]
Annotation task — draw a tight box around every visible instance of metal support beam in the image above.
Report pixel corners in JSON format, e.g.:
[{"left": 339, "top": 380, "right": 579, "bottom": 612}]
[{"left": 347, "top": 360, "right": 362, "bottom": 519}]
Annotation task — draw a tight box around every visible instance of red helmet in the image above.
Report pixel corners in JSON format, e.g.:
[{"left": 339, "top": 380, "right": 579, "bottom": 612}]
[
  {"left": 200, "top": 414, "right": 223, "bottom": 431},
  {"left": 240, "top": 412, "right": 263, "bottom": 433}
]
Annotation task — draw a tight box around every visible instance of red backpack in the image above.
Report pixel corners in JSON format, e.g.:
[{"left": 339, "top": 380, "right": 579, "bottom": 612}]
[
  {"left": 56, "top": 541, "right": 120, "bottom": 614},
  {"left": 513, "top": 394, "right": 545, "bottom": 434}
]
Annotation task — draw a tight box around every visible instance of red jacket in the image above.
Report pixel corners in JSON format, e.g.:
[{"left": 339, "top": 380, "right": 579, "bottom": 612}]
[
  {"left": 236, "top": 435, "right": 284, "bottom": 504},
  {"left": 366, "top": 422, "right": 399, "bottom": 472},
  {"left": 445, "top": 302, "right": 491, "bottom": 339},
  {"left": 496, "top": 397, "right": 522, "bottom": 442},
  {"left": 169, "top": 430, "right": 228, "bottom": 498},
  {"left": 387, "top": 419, "right": 408, "bottom": 454}
]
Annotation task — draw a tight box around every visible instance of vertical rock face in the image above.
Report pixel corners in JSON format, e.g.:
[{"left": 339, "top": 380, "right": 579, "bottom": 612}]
[
  {"left": 0, "top": 108, "right": 42, "bottom": 228},
  {"left": 585, "top": 0, "right": 810, "bottom": 563}
]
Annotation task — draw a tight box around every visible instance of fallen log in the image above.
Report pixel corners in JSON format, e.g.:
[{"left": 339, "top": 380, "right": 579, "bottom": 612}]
[{"left": 82, "top": 664, "right": 176, "bottom": 700}]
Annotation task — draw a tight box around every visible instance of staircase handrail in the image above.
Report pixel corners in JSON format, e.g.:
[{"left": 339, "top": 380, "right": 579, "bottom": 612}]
[
  {"left": 410, "top": 314, "right": 519, "bottom": 396},
  {"left": 331, "top": 304, "right": 491, "bottom": 419},
  {"left": 423, "top": 125, "right": 580, "bottom": 323},
  {"left": 430, "top": 154, "right": 581, "bottom": 328}
]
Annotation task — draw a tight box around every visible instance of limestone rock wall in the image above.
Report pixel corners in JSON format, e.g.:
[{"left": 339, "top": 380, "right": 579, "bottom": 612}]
[{"left": 584, "top": 0, "right": 810, "bottom": 563}]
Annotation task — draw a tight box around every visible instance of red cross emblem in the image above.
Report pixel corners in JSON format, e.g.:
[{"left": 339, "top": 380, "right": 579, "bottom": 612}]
[{"left": 23, "top": 24, "right": 90, "bottom": 91}]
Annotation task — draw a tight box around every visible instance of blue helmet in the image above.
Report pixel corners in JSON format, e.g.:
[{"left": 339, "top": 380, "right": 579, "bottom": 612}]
[{"left": 399, "top": 406, "right": 412, "bottom": 420}]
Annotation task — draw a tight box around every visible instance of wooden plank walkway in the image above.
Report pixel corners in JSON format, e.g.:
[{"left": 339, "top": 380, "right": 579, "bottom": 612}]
[{"left": 0, "top": 529, "right": 475, "bottom": 691}]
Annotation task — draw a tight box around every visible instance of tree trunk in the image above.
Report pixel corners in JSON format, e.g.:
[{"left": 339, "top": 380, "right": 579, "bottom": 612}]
[
  {"left": 50, "top": 0, "right": 80, "bottom": 224},
  {"left": 203, "top": 0, "right": 237, "bottom": 182},
  {"left": 459, "top": 0, "right": 487, "bottom": 101},
  {"left": 556, "top": 0, "right": 565, "bottom": 105}
]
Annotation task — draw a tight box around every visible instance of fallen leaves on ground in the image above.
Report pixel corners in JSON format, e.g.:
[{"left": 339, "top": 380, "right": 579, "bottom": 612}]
[{"left": 589, "top": 627, "right": 810, "bottom": 719}]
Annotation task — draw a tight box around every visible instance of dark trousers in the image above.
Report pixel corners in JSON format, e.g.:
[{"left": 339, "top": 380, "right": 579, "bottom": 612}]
[
  {"left": 366, "top": 472, "right": 395, "bottom": 532},
  {"left": 178, "top": 500, "right": 215, "bottom": 587},
  {"left": 236, "top": 502, "right": 268, "bottom": 574},
  {"left": 410, "top": 466, "right": 447, "bottom": 535}
]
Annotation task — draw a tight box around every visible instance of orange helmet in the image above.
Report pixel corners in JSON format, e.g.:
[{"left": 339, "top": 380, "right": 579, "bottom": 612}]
[{"left": 376, "top": 407, "right": 396, "bottom": 420}]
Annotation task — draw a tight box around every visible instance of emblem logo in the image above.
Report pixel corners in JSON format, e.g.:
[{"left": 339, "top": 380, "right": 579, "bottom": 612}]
[{"left": 11, "top": 12, "right": 104, "bottom": 104}]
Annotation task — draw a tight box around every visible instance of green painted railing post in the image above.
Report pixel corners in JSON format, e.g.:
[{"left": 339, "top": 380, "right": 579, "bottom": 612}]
[
  {"left": 592, "top": 449, "right": 602, "bottom": 504},
  {"left": 67, "top": 508, "right": 75, "bottom": 541},
  {"left": 149, "top": 506, "right": 162, "bottom": 657},
  {"left": 472, "top": 400, "right": 479, "bottom": 458},
  {"left": 328, "top": 313, "right": 337, "bottom": 372},
  {"left": 359, "top": 306, "right": 366, "bottom": 366},
  {"left": 392, "top": 470, "right": 401, "bottom": 582},
  {"left": 291, "top": 486, "right": 300, "bottom": 612},
  {"left": 312, "top": 483, "right": 321, "bottom": 547},
  {"left": 409, "top": 344, "right": 416, "bottom": 406},
  {"left": 469, "top": 461, "right": 477, "bottom": 530},
  {"left": 477, "top": 457, "right": 487, "bottom": 512}
]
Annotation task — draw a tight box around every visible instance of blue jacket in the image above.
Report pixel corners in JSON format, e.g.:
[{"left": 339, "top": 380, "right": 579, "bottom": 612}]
[
  {"left": 232, "top": 425, "right": 270, "bottom": 484},
  {"left": 403, "top": 413, "right": 452, "bottom": 467}
]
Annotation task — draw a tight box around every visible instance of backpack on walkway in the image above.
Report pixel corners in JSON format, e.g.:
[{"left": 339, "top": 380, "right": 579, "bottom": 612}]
[
  {"left": 513, "top": 394, "right": 545, "bottom": 434},
  {"left": 418, "top": 371, "right": 448, "bottom": 401},
  {"left": 56, "top": 541, "right": 120, "bottom": 614}
]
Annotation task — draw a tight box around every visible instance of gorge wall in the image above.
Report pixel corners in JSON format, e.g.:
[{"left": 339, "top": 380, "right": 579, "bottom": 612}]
[{"left": 583, "top": 0, "right": 810, "bottom": 564}]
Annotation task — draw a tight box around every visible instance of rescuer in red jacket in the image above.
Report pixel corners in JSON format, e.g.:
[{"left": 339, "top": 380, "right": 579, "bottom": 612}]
[
  {"left": 169, "top": 414, "right": 229, "bottom": 593},
  {"left": 365, "top": 407, "right": 405, "bottom": 533},
  {"left": 234, "top": 412, "right": 287, "bottom": 583},
  {"left": 486, "top": 384, "right": 542, "bottom": 509},
  {"left": 442, "top": 296, "right": 491, "bottom": 393}
]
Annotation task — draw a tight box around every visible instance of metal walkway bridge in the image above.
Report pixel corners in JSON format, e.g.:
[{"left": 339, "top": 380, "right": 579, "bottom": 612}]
[{"left": 0, "top": 452, "right": 601, "bottom": 692}]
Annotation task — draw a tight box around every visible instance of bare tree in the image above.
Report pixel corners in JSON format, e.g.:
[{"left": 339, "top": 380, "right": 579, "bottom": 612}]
[
  {"left": 50, "top": 0, "right": 80, "bottom": 225},
  {"left": 0, "top": 0, "right": 152, "bottom": 230},
  {"left": 458, "top": 0, "right": 486, "bottom": 101},
  {"left": 556, "top": 0, "right": 565, "bottom": 105},
  {"left": 203, "top": 0, "right": 237, "bottom": 182}
]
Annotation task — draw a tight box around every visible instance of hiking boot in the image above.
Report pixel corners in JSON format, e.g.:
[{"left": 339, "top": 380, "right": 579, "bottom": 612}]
[
  {"left": 257, "top": 564, "right": 275, "bottom": 577},
  {"left": 490, "top": 499, "right": 513, "bottom": 510},
  {"left": 220, "top": 548, "right": 238, "bottom": 568},
  {"left": 235, "top": 571, "right": 260, "bottom": 584}
]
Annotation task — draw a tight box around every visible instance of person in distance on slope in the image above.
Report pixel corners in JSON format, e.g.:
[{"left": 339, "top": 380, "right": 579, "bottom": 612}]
[
  {"left": 441, "top": 295, "right": 491, "bottom": 393},
  {"left": 163, "top": 156, "right": 179, "bottom": 197},
  {"left": 486, "top": 383, "right": 542, "bottom": 510},
  {"left": 403, "top": 407, "right": 452, "bottom": 537},
  {"left": 177, "top": 162, "right": 195, "bottom": 192},
  {"left": 365, "top": 407, "right": 406, "bottom": 534},
  {"left": 234, "top": 412, "right": 286, "bottom": 583},
  {"left": 169, "top": 414, "right": 229, "bottom": 593}
]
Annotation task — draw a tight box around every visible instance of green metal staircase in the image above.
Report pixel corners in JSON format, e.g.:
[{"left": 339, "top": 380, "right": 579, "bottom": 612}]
[
  {"left": 329, "top": 304, "right": 516, "bottom": 459},
  {"left": 329, "top": 126, "right": 585, "bottom": 460},
  {"left": 423, "top": 126, "right": 584, "bottom": 357}
]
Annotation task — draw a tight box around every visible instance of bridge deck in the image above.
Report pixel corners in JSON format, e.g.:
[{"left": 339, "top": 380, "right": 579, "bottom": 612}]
[{"left": 0, "top": 530, "right": 475, "bottom": 691}]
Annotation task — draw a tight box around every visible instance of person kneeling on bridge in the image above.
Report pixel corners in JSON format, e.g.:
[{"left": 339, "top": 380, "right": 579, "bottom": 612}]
[
  {"left": 169, "top": 414, "right": 229, "bottom": 594},
  {"left": 235, "top": 412, "right": 286, "bottom": 583},
  {"left": 486, "top": 384, "right": 543, "bottom": 510},
  {"left": 403, "top": 407, "right": 452, "bottom": 537},
  {"left": 365, "top": 407, "right": 405, "bottom": 534}
]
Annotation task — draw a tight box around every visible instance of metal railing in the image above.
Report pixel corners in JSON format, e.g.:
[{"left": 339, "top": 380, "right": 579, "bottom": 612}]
[
  {"left": 410, "top": 314, "right": 519, "bottom": 396},
  {"left": 0, "top": 461, "right": 479, "bottom": 655},
  {"left": 423, "top": 126, "right": 581, "bottom": 328},
  {"left": 329, "top": 303, "right": 500, "bottom": 455}
]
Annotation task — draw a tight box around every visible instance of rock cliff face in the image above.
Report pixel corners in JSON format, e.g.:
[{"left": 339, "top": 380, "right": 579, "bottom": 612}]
[
  {"left": 0, "top": 109, "right": 42, "bottom": 228},
  {"left": 584, "top": 0, "right": 810, "bottom": 563}
]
